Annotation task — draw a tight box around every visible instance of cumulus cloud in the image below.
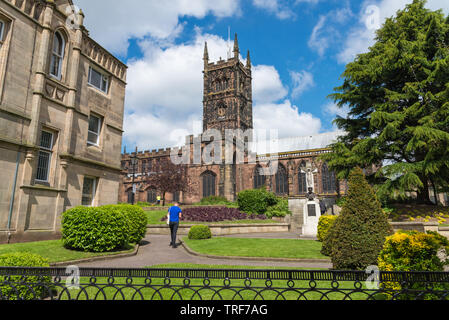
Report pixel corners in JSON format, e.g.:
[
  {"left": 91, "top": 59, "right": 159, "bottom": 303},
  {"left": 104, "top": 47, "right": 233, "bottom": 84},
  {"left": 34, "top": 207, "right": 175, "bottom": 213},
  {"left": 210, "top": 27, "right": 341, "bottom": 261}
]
[
  {"left": 73, "top": 0, "right": 241, "bottom": 54},
  {"left": 254, "top": 100, "right": 321, "bottom": 138},
  {"left": 123, "top": 31, "right": 322, "bottom": 150},
  {"left": 253, "top": 65, "right": 289, "bottom": 103}
]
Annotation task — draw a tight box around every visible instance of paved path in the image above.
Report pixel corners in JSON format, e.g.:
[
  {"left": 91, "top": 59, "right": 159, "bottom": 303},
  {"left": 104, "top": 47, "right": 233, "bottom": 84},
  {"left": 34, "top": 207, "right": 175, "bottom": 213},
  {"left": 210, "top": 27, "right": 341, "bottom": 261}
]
[{"left": 77, "top": 234, "right": 331, "bottom": 269}]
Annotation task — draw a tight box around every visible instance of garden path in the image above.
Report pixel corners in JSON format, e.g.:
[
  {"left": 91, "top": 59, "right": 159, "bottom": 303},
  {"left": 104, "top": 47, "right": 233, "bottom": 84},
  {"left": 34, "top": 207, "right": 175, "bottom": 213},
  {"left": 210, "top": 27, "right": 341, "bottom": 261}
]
[{"left": 76, "top": 234, "right": 331, "bottom": 269}]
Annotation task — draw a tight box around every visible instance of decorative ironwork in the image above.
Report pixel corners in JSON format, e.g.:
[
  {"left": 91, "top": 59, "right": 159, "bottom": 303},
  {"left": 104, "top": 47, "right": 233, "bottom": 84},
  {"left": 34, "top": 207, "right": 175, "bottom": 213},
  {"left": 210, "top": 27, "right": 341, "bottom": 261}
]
[{"left": 1, "top": 267, "right": 449, "bottom": 301}]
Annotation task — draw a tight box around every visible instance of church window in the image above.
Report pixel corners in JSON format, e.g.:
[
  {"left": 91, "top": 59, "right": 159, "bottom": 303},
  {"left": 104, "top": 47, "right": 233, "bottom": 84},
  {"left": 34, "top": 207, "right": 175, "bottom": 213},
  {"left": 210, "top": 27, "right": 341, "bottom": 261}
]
[{"left": 322, "top": 163, "right": 337, "bottom": 194}]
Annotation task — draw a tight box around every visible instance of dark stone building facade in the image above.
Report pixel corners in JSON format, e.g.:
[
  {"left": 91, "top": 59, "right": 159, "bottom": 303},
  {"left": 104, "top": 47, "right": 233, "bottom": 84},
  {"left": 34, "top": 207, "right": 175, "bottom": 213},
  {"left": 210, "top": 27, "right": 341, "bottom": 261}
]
[{"left": 119, "top": 35, "right": 346, "bottom": 206}]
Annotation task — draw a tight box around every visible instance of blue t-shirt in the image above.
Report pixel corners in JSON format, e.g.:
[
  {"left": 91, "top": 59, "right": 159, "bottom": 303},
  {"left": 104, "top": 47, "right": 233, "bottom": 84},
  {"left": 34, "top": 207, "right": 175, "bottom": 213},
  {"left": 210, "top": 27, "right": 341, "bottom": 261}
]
[{"left": 169, "top": 206, "right": 182, "bottom": 222}]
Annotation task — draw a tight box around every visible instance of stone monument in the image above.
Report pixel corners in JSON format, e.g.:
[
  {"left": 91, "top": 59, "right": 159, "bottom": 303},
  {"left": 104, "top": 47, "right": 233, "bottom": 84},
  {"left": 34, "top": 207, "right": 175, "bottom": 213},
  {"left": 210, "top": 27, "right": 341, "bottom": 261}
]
[{"left": 301, "top": 187, "right": 321, "bottom": 237}]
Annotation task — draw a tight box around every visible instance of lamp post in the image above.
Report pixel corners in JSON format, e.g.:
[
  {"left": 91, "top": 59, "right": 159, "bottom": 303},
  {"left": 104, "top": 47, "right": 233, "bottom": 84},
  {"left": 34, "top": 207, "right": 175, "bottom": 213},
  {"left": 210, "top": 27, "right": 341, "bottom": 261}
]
[{"left": 131, "top": 147, "right": 138, "bottom": 205}]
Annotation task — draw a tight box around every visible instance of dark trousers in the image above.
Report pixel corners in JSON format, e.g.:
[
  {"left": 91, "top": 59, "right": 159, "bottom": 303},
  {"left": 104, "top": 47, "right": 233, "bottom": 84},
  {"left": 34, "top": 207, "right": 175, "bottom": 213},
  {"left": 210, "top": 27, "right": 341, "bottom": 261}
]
[{"left": 169, "top": 221, "right": 179, "bottom": 246}]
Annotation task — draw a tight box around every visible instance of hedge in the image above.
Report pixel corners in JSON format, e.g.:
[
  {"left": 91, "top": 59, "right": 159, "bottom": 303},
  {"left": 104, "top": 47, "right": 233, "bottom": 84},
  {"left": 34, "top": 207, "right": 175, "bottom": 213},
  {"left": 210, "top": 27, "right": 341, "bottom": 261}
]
[
  {"left": 0, "top": 253, "right": 52, "bottom": 300},
  {"left": 61, "top": 206, "right": 130, "bottom": 253},
  {"left": 102, "top": 204, "right": 147, "bottom": 244},
  {"left": 188, "top": 225, "right": 212, "bottom": 240}
]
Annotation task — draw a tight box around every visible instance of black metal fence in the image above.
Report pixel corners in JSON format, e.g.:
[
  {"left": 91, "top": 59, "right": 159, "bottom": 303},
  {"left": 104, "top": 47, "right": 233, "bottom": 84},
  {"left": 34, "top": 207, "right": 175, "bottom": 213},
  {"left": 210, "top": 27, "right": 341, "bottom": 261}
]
[{"left": 1, "top": 267, "right": 449, "bottom": 300}]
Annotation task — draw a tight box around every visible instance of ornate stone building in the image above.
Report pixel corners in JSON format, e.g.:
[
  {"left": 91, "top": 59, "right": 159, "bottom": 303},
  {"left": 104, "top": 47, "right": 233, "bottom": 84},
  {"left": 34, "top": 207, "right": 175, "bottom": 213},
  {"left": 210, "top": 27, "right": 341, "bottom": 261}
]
[
  {"left": 119, "top": 35, "right": 345, "bottom": 207},
  {"left": 0, "top": 0, "right": 127, "bottom": 243}
]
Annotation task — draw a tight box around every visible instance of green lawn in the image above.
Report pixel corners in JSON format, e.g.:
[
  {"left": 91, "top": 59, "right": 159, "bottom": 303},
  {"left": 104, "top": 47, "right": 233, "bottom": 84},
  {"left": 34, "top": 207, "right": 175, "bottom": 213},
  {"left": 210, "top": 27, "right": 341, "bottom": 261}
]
[
  {"left": 183, "top": 237, "right": 328, "bottom": 260},
  {"left": 49, "top": 263, "right": 381, "bottom": 300},
  {"left": 145, "top": 210, "right": 282, "bottom": 225},
  {"left": 0, "top": 240, "right": 135, "bottom": 264}
]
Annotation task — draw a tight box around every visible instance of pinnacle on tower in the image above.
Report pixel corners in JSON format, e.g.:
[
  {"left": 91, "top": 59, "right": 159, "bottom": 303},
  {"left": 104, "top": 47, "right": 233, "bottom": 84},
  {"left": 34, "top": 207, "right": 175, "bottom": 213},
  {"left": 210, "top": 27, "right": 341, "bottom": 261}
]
[
  {"left": 233, "top": 33, "right": 239, "bottom": 58},
  {"left": 203, "top": 42, "right": 209, "bottom": 66},
  {"left": 246, "top": 50, "right": 251, "bottom": 68}
]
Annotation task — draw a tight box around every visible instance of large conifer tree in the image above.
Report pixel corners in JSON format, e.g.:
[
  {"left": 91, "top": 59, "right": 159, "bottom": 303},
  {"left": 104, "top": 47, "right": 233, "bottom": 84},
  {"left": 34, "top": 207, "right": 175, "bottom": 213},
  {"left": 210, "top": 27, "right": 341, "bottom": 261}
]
[{"left": 323, "top": 0, "right": 449, "bottom": 203}]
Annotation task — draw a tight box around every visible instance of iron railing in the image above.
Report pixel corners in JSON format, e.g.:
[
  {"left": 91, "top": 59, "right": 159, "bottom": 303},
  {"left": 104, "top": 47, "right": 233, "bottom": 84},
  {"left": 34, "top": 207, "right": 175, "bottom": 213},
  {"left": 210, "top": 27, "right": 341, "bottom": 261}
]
[{"left": 1, "top": 267, "right": 449, "bottom": 300}]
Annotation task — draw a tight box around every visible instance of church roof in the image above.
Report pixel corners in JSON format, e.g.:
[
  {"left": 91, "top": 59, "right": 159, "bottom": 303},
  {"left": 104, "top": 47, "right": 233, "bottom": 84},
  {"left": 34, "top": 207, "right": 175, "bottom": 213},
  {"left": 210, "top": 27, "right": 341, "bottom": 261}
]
[{"left": 251, "top": 131, "right": 345, "bottom": 155}]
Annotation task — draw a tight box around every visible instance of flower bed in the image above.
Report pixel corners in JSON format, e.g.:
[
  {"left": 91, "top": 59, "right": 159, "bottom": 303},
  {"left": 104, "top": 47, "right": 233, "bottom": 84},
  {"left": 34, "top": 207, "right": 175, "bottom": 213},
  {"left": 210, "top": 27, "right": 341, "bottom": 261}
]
[
  {"left": 161, "top": 207, "right": 267, "bottom": 223},
  {"left": 388, "top": 205, "right": 449, "bottom": 224}
]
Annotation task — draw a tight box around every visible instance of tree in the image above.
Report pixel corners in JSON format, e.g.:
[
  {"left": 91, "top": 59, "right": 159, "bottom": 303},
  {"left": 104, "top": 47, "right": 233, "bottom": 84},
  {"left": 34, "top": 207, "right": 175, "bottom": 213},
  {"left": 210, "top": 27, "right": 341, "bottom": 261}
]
[
  {"left": 324, "top": 168, "right": 393, "bottom": 270},
  {"left": 322, "top": 0, "right": 449, "bottom": 204},
  {"left": 146, "top": 158, "right": 189, "bottom": 206}
]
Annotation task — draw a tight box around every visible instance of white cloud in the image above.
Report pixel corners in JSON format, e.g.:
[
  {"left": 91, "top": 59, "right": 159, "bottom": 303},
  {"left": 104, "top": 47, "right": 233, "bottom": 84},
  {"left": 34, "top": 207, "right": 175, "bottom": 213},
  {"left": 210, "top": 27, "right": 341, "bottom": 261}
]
[
  {"left": 123, "top": 31, "right": 322, "bottom": 150},
  {"left": 308, "top": 7, "right": 353, "bottom": 57},
  {"left": 254, "top": 100, "right": 321, "bottom": 138},
  {"left": 73, "top": 0, "right": 241, "bottom": 54},
  {"left": 337, "top": 0, "right": 449, "bottom": 64},
  {"left": 323, "top": 102, "right": 350, "bottom": 118},
  {"left": 253, "top": 65, "right": 288, "bottom": 103},
  {"left": 290, "top": 70, "right": 315, "bottom": 98},
  {"left": 252, "top": 0, "right": 296, "bottom": 19}
]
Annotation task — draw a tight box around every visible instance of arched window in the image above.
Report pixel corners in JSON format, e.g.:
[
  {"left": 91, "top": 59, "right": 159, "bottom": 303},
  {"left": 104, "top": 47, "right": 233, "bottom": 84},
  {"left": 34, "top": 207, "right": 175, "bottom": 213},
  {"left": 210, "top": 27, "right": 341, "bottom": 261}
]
[
  {"left": 147, "top": 189, "right": 157, "bottom": 203},
  {"left": 202, "top": 171, "right": 216, "bottom": 198},
  {"left": 253, "top": 165, "right": 266, "bottom": 189},
  {"left": 275, "top": 165, "right": 289, "bottom": 195},
  {"left": 50, "top": 31, "right": 65, "bottom": 79},
  {"left": 322, "top": 163, "right": 337, "bottom": 194}
]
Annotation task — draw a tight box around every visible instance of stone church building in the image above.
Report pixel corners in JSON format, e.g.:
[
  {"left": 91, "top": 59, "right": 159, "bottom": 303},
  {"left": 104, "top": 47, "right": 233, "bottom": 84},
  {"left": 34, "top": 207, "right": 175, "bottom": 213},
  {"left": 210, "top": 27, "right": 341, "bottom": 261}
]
[{"left": 119, "top": 35, "right": 346, "bottom": 207}]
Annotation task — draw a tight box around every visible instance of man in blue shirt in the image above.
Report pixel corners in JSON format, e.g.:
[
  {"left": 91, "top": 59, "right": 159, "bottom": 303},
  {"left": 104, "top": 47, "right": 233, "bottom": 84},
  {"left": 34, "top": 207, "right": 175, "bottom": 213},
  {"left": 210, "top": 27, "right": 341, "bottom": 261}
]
[{"left": 168, "top": 202, "right": 182, "bottom": 248}]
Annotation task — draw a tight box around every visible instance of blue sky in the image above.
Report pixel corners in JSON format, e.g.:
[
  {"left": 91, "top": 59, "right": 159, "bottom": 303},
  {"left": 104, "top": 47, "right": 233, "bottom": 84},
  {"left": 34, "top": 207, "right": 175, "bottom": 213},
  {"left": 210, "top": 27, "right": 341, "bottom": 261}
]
[{"left": 73, "top": 0, "right": 449, "bottom": 151}]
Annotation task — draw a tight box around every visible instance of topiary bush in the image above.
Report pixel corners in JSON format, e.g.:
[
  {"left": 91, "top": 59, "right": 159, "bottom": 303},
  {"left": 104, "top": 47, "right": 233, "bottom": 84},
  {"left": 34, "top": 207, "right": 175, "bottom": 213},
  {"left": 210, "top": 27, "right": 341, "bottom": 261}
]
[
  {"left": 317, "top": 215, "right": 338, "bottom": 243},
  {"left": 103, "top": 204, "right": 147, "bottom": 244},
  {"left": 237, "top": 188, "right": 277, "bottom": 215},
  {"left": 188, "top": 225, "right": 212, "bottom": 240},
  {"left": 0, "top": 252, "right": 52, "bottom": 300},
  {"left": 61, "top": 206, "right": 130, "bottom": 252},
  {"left": 324, "top": 167, "right": 393, "bottom": 270}
]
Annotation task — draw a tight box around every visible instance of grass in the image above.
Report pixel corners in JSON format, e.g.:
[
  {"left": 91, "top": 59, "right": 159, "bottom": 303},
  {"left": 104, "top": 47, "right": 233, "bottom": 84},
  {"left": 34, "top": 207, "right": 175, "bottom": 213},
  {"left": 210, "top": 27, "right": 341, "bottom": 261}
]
[
  {"left": 0, "top": 240, "right": 135, "bottom": 264},
  {"left": 145, "top": 210, "right": 282, "bottom": 225},
  {"left": 47, "top": 263, "right": 381, "bottom": 300},
  {"left": 183, "top": 237, "right": 328, "bottom": 260}
]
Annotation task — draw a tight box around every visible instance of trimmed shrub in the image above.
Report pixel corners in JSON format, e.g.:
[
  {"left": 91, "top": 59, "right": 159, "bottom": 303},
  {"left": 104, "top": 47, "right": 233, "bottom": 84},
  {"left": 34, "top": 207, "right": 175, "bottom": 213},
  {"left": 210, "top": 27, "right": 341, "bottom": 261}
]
[
  {"left": 317, "top": 215, "right": 338, "bottom": 243},
  {"left": 61, "top": 206, "right": 130, "bottom": 252},
  {"left": 188, "top": 225, "right": 212, "bottom": 240},
  {"left": 237, "top": 188, "right": 277, "bottom": 215},
  {"left": 378, "top": 230, "right": 449, "bottom": 299},
  {"left": 379, "top": 230, "right": 449, "bottom": 272},
  {"left": 265, "top": 198, "right": 291, "bottom": 219},
  {"left": 103, "top": 204, "right": 147, "bottom": 244},
  {"left": 324, "top": 167, "right": 393, "bottom": 270},
  {"left": 0, "top": 253, "right": 52, "bottom": 300}
]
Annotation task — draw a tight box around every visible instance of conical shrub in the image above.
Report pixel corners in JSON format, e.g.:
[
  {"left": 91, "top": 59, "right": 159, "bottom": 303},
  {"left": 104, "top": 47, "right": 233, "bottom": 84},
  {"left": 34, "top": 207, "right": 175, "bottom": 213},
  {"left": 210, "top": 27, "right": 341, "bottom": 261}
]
[{"left": 325, "top": 167, "right": 393, "bottom": 270}]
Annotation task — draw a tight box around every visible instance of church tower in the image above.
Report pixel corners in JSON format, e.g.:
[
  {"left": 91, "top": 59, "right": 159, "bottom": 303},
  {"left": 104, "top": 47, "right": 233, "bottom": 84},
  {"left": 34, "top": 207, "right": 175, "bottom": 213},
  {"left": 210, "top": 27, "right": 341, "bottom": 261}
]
[{"left": 202, "top": 34, "right": 253, "bottom": 134}]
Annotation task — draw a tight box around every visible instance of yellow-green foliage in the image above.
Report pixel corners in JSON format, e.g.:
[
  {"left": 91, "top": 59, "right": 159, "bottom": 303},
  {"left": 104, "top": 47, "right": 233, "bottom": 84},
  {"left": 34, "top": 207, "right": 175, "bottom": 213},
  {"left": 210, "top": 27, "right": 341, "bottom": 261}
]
[
  {"left": 317, "top": 215, "right": 338, "bottom": 242},
  {"left": 378, "top": 230, "right": 449, "bottom": 298},
  {"left": 378, "top": 230, "right": 449, "bottom": 272}
]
